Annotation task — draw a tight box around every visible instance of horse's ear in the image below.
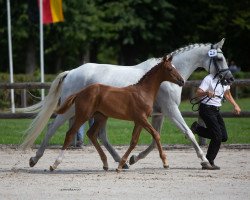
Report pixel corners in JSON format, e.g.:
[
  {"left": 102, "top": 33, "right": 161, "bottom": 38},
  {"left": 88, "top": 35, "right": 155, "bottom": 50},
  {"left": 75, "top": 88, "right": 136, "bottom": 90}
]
[
  {"left": 162, "top": 54, "right": 172, "bottom": 62},
  {"left": 162, "top": 55, "right": 167, "bottom": 62},
  {"left": 213, "top": 38, "right": 225, "bottom": 49}
]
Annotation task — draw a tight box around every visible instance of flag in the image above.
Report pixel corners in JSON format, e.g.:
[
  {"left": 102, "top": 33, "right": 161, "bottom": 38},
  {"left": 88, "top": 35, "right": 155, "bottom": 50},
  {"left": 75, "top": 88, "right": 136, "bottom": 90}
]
[{"left": 39, "top": 0, "right": 64, "bottom": 24}]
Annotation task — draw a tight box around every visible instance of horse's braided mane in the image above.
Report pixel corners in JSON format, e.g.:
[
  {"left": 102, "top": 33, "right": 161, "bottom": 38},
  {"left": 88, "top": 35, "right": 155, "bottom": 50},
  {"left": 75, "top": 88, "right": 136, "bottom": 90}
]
[
  {"left": 134, "top": 43, "right": 211, "bottom": 86},
  {"left": 167, "top": 43, "right": 211, "bottom": 57}
]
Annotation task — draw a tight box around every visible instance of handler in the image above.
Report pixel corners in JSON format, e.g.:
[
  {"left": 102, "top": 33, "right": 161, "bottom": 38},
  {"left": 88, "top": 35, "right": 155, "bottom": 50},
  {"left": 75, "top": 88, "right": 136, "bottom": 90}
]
[{"left": 191, "top": 74, "right": 241, "bottom": 170}]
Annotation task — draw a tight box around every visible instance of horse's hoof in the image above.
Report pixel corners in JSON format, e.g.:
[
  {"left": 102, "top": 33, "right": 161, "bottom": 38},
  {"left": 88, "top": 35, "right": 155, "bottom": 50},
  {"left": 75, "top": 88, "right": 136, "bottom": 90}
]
[
  {"left": 129, "top": 155, "right": 137, "bottom": 165},
  {"left": 29, "top": 157, "right": 36, "bottom": 167},
  {"left": 201, "top": 162, "right": 213, "bottom": 170},
  {"left": 122, "top": 163, "right": 129, "bottom": 169},
  {"left": 49, "top": 166, "right": 55, "bottom": 171},
  {"left": 103, "top": 166, "right": 108, "bottom": 171}
]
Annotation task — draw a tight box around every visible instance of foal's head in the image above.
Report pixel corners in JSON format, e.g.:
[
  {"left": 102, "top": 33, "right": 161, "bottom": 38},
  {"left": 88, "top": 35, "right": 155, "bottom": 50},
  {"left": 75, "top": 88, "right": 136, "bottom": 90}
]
[{"left": 161, "top": 55, "right": 184, "bottom": 86}]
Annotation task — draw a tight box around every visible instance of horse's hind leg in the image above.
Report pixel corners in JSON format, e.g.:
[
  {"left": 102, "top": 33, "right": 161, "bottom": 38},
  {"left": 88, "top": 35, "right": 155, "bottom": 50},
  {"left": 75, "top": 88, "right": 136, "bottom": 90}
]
[
  {"left": 29, "top": 113, "right": 71, "bottom": 167},
  {"left": 129, "top": 114, "right": 164, "bottom": 165},
  {"left": 87, "top": 113, "right": 109, "bottom": 170},
  {"left": 116, "top": 125, "right": 142, "bottom": 172},
  {"left": 98, "top": 124, "right": 129, "bottom": 169}
]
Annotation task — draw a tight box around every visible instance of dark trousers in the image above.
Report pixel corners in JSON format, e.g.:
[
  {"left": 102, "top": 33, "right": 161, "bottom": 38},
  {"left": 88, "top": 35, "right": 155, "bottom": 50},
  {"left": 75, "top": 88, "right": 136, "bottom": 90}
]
[{"left": 196, "top": 103, "right": 228, "bottom": 164}]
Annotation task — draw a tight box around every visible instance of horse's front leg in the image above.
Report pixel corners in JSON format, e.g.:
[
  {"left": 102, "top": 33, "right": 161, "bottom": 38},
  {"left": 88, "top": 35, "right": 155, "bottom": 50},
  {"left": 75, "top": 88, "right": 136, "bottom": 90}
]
[
  {"left": 29, "top": 115, "right": 69, "bottom": 167},
  {"left": 129, "top": 114, "right": 164, "bottom": 165},
  {"left": 116, "top": 125, "right": 142, "bottom": 172},
  {"left": 163, "top": 106, "right": 211, "bottom": 168}
]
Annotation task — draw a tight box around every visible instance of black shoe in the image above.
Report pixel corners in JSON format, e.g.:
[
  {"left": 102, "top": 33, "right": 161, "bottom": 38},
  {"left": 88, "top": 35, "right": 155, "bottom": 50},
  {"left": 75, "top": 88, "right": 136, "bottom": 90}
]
[
  {"left": 211, "top": 164, "right": 220, "bottom": 170},
  {"left": 191, "top": 121, "right": 199, "bottom": 134},
  {"left": 202, "top": 163, "right": 220, "bottom": 170}
]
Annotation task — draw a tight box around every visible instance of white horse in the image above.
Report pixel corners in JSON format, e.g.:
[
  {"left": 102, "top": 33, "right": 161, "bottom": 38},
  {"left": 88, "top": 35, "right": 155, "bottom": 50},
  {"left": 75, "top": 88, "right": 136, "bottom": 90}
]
[{"left": 20, "top": 39, "right": 234, "bottom": 169}]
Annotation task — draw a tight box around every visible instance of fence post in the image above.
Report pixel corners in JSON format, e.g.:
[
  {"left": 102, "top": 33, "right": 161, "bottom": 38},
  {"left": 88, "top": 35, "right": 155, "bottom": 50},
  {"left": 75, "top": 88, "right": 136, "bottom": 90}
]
[{"left": 20, "top": 89, "right": 27, "bottom": 107}]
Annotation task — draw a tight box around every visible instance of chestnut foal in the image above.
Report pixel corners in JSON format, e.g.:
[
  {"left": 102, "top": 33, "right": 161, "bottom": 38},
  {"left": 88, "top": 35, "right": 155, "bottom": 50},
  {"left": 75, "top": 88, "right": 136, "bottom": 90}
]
[{"left": 50, "top": 55, "right": 184, "bottom": 172}]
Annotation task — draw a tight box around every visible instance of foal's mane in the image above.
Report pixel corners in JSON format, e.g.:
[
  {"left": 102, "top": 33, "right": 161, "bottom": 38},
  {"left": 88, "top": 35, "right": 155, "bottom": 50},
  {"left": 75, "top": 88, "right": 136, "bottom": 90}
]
[{"left": 135, "top": 60, "right": 164, "bottom": 85}]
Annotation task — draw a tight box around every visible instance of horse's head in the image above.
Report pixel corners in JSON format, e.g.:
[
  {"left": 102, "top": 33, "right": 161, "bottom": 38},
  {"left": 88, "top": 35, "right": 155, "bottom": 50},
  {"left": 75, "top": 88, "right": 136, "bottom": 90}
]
[
  {"left": 162, "top": 55, "right": 184, "bottom": 86},
  {"left": 204, "top": 38, "right": 234, "bottom": 85}
]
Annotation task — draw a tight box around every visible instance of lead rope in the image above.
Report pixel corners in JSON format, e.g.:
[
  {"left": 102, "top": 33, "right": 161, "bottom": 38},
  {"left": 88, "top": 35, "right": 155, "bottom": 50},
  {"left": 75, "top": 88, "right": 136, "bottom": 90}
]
[{"left": 190, "top": 78, "right": 222, "bottom": 111}]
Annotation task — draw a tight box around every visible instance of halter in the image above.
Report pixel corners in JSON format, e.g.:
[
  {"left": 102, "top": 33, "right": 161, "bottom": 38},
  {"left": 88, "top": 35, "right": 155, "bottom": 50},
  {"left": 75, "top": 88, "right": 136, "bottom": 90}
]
[{"left": 208, "top": 44, "right": 230, "bottom": 86}]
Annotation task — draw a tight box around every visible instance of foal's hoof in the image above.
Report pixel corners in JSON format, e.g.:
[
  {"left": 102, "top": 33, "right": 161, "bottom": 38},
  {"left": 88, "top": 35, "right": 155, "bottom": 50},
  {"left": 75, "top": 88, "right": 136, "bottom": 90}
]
[
  {"left": 201, "top": 162, "right": 213, "bottom": 170},
  {"left": 116, "top": 168, "right": 122, "bottom": 173},
  {"left": 103, "top": 166, "right": 108, "bottom": 171},
  {"left": 129, "top": 155, "right": 137, "bottom": 165},
  {"left": 122, "top": 163, "right": 129, "bottom": 169},
  {"left": 29, "top": 157, "right": 36, "bottom": 167},
  {"left": 163, "top": 165, "right": 169, "bottom": 169},
  {"left": 49, "top": 166, "right": 55, "bottom": 171}
]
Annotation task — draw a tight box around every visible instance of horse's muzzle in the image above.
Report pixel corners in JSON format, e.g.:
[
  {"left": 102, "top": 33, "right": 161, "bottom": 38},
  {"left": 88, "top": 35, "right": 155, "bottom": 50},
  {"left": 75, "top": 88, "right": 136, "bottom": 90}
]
[
  {"left": 221, "top": 75, "right": 235, "bottom": 85},
  {"left": 177, "top": 79, "right": 185, "bottom": 87}
]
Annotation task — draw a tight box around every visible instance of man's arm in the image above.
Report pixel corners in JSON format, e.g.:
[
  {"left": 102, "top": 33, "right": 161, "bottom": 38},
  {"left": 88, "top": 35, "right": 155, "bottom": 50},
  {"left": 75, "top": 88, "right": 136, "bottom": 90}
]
[{"left": 224, "top": 90, "right": 241, "bottom": 115}]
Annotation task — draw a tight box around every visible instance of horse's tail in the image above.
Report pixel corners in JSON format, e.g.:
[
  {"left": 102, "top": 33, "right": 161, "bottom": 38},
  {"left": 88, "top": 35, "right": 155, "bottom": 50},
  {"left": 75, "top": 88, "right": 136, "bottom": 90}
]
[
  {"left": 55, "top": 94, "right": 77, "bottom": 114},
  {"left": 20, "top": 71, "right": 69, "bottom": 150}
]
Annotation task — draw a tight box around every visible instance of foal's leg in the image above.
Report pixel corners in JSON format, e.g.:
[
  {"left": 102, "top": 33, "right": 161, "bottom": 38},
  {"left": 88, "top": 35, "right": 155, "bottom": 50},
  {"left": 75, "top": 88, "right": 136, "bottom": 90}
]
[
  {"left": 87, "top": 115, "right": 109, "bottom": 171},
  {"left": 129, "top": 114, "right": 164, "bottom": 165},
  {"left": 50, "top": 118, "right": 87, "bottom": 171},
  {"left": 98, "top": 124, "right": 129, "bottom": 169},
  {"left": 116, "top": 124, "right": 142, "bottom": 172},
  {"left": 139, "top": 117, "right": 168, "bottom": 168}
]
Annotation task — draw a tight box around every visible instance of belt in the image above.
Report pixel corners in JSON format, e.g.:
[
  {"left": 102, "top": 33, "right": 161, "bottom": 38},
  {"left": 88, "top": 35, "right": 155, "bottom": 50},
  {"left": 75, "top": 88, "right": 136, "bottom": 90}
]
[{"left": 200, "top": 103, "right": 220, "bottom": 110}]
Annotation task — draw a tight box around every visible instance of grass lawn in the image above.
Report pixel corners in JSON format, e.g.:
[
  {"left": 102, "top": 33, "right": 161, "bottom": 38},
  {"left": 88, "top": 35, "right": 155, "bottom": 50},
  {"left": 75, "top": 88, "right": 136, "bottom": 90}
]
[{"left": 0, "top": 98, "right": 249, "bottom": 146}]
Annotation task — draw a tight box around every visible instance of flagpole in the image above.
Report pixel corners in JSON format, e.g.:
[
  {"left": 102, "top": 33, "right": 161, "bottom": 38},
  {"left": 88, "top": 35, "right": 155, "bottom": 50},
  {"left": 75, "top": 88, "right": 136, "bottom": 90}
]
[
  {"left": 39, "top": 0, "right": 45, "bottom": 100},
  {"left": 7, "top": 0, "right": 15, "bottom": 113}
]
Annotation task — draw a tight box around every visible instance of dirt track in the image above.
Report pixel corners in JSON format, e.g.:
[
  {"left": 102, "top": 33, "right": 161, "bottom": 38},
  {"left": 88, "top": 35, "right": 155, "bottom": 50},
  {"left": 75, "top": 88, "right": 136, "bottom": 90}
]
[{"left": 0, "top": 145, "right": 249, "bottom": 200}]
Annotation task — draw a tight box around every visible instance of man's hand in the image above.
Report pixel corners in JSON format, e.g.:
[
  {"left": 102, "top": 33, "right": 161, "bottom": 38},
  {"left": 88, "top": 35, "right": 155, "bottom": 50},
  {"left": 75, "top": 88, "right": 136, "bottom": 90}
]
[
  {"left": 233, "top": 105, "right": 241, "bottom": 115},
  {"left": 206, "top": 90, "right": 215, "bottom": 98}
]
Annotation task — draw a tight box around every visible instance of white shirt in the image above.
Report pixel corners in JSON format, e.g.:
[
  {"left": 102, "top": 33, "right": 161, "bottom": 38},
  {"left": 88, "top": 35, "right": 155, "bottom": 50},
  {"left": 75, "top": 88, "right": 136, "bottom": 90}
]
[{"left": 199, "top": 74, "right": 230, "bottom": 107}]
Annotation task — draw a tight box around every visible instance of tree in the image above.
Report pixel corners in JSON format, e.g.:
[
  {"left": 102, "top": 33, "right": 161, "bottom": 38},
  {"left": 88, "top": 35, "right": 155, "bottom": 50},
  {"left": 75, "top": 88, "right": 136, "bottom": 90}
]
[
  {"left": 0, "top": 0, "right": 249, "bottom": 74},
  {"left": 168, "top": 0, "right": 250, "bottom": 69}
]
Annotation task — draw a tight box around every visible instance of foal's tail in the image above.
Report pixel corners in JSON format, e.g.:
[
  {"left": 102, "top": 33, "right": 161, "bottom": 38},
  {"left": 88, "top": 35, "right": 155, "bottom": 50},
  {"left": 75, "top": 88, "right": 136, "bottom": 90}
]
[
  {"left": 20, "top": 71, "right": 69, "bottom": 150},
  {"left": 55, "top": 94, "right": 77, "bottom": 114}
]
